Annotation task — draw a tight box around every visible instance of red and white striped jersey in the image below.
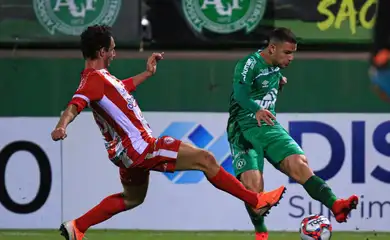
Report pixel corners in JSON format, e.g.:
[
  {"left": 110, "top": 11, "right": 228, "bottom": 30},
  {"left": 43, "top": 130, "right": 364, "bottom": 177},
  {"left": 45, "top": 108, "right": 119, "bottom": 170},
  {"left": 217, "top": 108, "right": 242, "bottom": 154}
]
[{"left": 68, "top": 68, "right": 153, "bottom": 167}]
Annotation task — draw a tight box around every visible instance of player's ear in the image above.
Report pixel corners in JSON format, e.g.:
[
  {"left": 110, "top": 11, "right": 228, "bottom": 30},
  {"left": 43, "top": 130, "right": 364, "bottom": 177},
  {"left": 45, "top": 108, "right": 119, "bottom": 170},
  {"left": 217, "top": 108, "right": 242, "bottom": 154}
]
[
  {"left": 98, "top": 48, "right": 105, "bottom": 58},
  {"left": 269, "top": 44, "right": 276, "bottom": 55}
]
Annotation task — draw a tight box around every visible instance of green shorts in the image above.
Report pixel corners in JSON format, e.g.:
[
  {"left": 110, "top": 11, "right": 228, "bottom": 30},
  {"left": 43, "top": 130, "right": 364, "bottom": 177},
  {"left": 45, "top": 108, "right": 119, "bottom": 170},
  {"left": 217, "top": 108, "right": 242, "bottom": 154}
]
[{"left": 229, "top": 123, "right": 305, "bottom": 177}]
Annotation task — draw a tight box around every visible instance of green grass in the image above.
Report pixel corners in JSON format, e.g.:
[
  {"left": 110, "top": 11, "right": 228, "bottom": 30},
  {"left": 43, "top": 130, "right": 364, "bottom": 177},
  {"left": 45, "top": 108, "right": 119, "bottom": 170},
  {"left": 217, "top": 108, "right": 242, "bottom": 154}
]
[{"left": 0, "top": 230, "right": 389, "bottom": 240}]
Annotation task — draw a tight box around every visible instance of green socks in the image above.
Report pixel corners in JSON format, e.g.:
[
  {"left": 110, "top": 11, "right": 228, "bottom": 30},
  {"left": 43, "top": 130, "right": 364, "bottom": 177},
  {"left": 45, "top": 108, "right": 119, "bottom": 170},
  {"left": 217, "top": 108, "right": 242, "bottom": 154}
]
[
  {"left": 245, "top": 204, "right": 267, "bottom": 233},
  {"left": 303, "top": 175, "right": 337, "bottom": 209}
]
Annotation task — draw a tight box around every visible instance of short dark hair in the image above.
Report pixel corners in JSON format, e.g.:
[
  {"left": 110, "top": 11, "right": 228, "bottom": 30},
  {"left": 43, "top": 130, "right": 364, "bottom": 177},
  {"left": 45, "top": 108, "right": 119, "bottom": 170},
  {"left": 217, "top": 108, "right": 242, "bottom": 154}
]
[
  {"left": 269, "top": 27, "right": 297, "bottom": 44},
  {"left": 80, "top": 25, "right": 112, "bottom": 59}
]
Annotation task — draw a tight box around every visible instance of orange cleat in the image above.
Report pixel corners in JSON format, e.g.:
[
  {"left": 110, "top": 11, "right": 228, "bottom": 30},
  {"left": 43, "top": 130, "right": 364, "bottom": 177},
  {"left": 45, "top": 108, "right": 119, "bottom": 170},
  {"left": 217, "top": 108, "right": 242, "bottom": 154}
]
[
  {"left": 332, "top": 195, "right": 359, "bottom": 223},
  {"left": 255, "top": 186, "right": 286, "bottom": 216},
  {"left": 255, "top": 232, "right": 269, "bottom": 240},
  {"left": 59, "top": 220, "right": 85, "bottom": 240}
]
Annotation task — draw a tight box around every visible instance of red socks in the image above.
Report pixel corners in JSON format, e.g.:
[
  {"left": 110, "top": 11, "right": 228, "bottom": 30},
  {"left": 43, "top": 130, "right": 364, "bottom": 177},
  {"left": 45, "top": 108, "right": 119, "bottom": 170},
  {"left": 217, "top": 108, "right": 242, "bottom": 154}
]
[
  {"left": 73, "top": 168, "right": 259, "bottom": 233},
  {"left": 208, "top": 166, "right": 259, "bottom": 208},
  {"left": 75, "top": 193, "right": 126, "bottom": 233},
  {"left": 256, "top": 232, "right": 269, "bottom": 240}
]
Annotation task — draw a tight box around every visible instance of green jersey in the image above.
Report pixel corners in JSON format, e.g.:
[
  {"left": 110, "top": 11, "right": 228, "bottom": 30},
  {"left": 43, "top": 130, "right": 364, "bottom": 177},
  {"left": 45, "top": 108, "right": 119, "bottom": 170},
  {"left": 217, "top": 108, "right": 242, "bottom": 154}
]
[{"left": 227, "top": 50, "right": 283, "bottom": 135}]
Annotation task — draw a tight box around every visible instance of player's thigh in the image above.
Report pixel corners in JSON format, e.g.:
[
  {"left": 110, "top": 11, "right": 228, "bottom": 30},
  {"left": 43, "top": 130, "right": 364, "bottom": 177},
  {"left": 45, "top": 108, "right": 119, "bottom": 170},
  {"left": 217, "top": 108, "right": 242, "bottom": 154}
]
[
  {"left": 241, "top": 127, "right": 269, "bottom": 172},
  {"left": 140, "top": 136, "right": 182, "bottom": 173},
  {"left": 261, "top": 124, "right": 314, "bottom": 183},
  {"left": 119, "top": 167, "right": 150, "bottom": 209},
  {"left": 174, "top": 141, "right": 218, "bottom": 172},
  {"left": 261, "top": 124, "right": 305, "bottom": 168},
  {"left": 229, "top": 135, "right": 264, "bottom": 178}
]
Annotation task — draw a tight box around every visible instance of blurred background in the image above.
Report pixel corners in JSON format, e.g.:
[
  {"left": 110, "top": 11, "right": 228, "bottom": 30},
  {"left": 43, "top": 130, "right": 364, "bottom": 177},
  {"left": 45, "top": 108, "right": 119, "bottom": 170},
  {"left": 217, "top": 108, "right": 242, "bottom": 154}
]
[{"left": 0, "top": 0, "right": 389, "bottom": 239}]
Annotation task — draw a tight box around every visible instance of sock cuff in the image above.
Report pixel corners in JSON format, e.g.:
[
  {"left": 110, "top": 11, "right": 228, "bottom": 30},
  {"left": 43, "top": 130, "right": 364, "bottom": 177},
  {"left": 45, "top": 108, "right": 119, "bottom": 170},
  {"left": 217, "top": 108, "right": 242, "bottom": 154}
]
[
  {"left": 303, "top": 175, "right": 317, "bottom": 187},
  {"left": 208, "top": 166, "right": 223, "bottom": 181}
]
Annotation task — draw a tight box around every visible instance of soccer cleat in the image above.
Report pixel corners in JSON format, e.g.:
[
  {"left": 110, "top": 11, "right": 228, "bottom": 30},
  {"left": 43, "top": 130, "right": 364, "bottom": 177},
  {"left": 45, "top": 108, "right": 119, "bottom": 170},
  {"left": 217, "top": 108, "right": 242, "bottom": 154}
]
[
  {"left": 255, "top": 232, "right": 269, "bottom": 240},
  {"left": 59, "top": 220, "right": 85, "bottom": 240},
  {"left": 332, "top": 195, "right": 359, "bottom": 223},
  {"left": 255, "top": 186, "right": 286, "bottom": 216}
]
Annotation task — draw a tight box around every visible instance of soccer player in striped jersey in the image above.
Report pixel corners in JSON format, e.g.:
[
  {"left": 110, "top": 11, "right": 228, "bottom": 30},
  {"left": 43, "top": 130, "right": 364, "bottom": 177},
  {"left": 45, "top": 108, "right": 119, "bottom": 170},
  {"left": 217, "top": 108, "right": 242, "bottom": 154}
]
[{"left": 51, "top": 25, "right": 286, "bottom": 240}]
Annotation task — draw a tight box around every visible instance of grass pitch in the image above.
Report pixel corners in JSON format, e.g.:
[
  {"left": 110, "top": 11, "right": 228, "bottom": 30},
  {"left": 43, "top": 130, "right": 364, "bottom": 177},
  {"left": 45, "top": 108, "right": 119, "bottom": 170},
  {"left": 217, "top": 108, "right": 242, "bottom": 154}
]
[{"left": 1, "top": 230, "right": 389, "bottom": 240}]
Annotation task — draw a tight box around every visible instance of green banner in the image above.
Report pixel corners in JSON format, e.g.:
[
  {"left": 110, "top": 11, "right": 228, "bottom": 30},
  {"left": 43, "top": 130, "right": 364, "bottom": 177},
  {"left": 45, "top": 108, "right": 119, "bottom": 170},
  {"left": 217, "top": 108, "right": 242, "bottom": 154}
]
[
  {"left": 0, "top": 56, "right": 387, "bottom": 116},
  {"left": 0, "top": 0, "right": 141, "bottom": 46}
]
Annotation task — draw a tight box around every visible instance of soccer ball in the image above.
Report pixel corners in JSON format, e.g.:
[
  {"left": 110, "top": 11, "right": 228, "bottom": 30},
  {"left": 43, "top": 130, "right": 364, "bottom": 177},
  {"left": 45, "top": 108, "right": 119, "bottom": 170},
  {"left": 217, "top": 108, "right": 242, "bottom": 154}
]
[{"left": 299, "top": 214, "right": 332, "bottom": 240}]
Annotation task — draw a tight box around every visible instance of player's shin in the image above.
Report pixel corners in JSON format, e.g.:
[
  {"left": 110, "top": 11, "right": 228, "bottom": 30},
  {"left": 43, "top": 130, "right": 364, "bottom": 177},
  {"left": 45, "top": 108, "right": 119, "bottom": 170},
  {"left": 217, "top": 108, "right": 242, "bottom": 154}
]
[
  {"left": 175, "top": 145, "right": 284, "bottom": 210},
  {"left": 303, "top": 175, "right": 337, "bottom": 209},
  {"left": 74, "top": 193, "right": 126, "bottom": 233},
  {"left": 282, "top": 155, "right": 337, "bottom": 210},
  {"left": 207, "top": 166, "right": 260, "bottom": 208}
]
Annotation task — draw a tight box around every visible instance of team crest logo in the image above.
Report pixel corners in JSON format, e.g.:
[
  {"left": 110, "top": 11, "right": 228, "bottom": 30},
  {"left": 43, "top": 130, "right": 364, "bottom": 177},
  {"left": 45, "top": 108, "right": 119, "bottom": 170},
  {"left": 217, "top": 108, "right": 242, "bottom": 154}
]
[
  {"left": 182, "top": 0, "right": 266, "bottom": 34},
  {"left": 33, "top": 0, "right": 122, "bottom": 36},
  {"left": 235, "top": 158, "right": 246, "bottom": 170},
  {"left": 164, "top": 137, "right": 175, "bottom": 145}
]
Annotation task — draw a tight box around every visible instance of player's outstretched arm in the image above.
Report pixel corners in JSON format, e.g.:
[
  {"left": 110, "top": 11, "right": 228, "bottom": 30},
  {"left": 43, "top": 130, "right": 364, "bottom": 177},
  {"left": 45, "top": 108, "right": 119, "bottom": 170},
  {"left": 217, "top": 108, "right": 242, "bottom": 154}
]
[
  {"left": 129, "top": 71, "right": 154, "bottom": 88},
  {"left": 51, "top": 104, "right": 79, "bottom": 141},
  {"left": 51, "top": 72, "right": 104, "bottom": 141},
  {"left": 123, "top": 52, "right": 164, "bottom": 90}
]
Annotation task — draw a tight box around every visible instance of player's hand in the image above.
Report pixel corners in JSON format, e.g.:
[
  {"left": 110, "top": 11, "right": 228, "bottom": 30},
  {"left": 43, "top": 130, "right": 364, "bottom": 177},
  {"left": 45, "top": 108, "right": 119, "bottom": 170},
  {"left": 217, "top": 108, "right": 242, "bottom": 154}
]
[
  {"left": 279, "top": 76, "right": 287, "bottom": 91},
  {"left": 51, "top": 127, "right": 67, "bottom": 141},
  {"left": 146, "top": 52, "right": 164, "bottom": 76},
  {"left": 255, "top": 109, "right": 276, "bottom": 126}
]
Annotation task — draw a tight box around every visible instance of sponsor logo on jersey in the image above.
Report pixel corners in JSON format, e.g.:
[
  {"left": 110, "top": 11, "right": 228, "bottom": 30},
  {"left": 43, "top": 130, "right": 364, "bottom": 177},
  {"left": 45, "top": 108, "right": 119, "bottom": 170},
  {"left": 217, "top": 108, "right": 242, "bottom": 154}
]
[{"left": 241, "top": 58, "right": 256, "bottom": 81}]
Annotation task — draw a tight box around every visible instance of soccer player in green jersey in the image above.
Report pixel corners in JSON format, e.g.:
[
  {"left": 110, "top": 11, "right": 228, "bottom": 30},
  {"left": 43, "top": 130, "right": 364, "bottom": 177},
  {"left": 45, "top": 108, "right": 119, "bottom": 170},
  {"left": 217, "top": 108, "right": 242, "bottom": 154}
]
[{"left": 227, "top": 28, "right": 359, "bottom": 240}]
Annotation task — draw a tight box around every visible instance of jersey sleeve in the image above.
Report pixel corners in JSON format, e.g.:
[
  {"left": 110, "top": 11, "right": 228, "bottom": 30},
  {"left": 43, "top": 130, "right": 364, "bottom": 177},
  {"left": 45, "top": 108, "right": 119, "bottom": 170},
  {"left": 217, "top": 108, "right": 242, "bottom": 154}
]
[
  {"left": 122, "top": 77, "right": 136, "bottom": 92},
  {"left": 232, "top": 57, "right": 261, "bottom": 114},
  {"left": 68, "top": 72, "right": 104, "bottom": 113}
]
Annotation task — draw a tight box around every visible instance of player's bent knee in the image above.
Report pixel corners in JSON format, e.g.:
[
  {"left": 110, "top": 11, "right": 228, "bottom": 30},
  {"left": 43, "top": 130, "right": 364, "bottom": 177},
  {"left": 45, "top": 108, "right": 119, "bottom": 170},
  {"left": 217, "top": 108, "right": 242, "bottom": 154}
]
[
  {"left": 122, "top": 194, "right": 145, "bottom": 210},
  {"left": 123, "top": 198, "right": 144, "bottom": 210},
  {"left": 176, "top": 143, "right": 219, "bottom": 172},
  {"left": 195, "top": 149, "right": 218, "bottom": 172},
  {"left": 300, "top": 155, "right": 309, "bottom": 165},
  {"left": 282, "top": 154, "right": 313, "bottom": 184},
  {"left": 121, "top": 182, "right": 149, "bottom": 210}
]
